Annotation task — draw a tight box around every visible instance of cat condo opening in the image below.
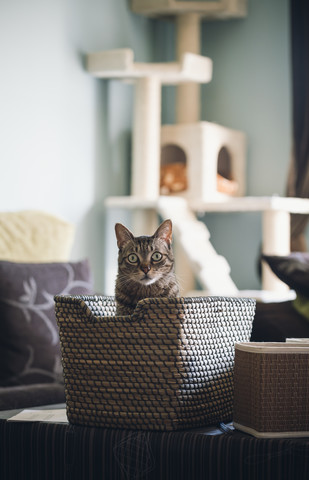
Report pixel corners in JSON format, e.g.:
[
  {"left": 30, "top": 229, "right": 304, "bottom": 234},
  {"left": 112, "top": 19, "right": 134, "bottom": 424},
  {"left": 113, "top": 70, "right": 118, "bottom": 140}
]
[
  {"left": 217, "top": 146, "right": 239, "bottom": 195},
  {"left": 160, "top": 144, "right": 188, "bottom": 195}
]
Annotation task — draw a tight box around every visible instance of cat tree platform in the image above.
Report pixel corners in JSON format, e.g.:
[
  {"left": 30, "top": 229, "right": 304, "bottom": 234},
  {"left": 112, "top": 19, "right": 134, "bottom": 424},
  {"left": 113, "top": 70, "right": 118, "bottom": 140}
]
[
  {"left": 87, "top": 49, "right": 212, "bottom": 84},
  {"left": 131, "top": 0, "right": 247, "bottom": 20}
]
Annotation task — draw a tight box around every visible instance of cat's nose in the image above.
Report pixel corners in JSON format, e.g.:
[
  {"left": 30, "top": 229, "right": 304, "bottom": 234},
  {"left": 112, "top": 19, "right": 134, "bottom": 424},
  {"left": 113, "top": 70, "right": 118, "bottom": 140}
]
[{"left": 141, "top": 264, "right": 150, "bottom": 274}]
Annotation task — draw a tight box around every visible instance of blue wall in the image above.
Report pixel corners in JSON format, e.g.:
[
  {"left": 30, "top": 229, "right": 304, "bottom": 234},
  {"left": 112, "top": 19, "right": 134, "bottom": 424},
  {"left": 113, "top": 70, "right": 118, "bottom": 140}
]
[
  {"left": 202, "top": 0, "right": 291, "bottom": 290},
  {"left": 0, "top": 0, "right": 155, "bottom": 291}
]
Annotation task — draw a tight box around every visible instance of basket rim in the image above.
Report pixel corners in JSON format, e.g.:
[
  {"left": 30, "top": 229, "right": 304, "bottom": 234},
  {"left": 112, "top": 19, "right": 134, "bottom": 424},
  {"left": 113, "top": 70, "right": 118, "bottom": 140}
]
[{"left": 54, "top": 294, "right": 256, "bottom": 321}]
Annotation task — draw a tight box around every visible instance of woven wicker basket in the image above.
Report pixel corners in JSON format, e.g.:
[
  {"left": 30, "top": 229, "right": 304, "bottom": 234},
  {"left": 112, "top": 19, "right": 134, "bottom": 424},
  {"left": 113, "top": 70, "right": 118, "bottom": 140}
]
[
  {"left": 55, "top": 295, "right": 255, "bottom": 431},
  {"left": 234, "top": 342, "right": 309, "bottom": 438}
]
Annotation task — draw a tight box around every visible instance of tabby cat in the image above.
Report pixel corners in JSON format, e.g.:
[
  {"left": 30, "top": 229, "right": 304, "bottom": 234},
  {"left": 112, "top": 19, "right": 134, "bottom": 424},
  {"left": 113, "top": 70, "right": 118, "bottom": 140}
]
[{"left": 115, "top": 219, "right": 179, "bottom": 315}]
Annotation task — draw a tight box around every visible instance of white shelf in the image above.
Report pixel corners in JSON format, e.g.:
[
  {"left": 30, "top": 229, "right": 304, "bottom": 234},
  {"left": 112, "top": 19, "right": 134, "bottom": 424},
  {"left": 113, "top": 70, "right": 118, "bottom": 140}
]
[
  {"left": 105, "top": 195, "right": 309, "bottom": 214},
  {"left": 131, "top": 0, "right": 247, "bottom": 19},
  {"left": 191, "top": 196, "right": 309, "bottom": 214},
  {"left": 87, "top": 49, "right": 212, "bottom": 84}
]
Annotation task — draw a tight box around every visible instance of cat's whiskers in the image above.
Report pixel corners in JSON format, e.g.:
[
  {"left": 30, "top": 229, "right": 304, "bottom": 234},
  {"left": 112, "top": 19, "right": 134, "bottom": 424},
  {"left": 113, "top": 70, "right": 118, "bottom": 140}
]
[
  {"left": 171, "top": 271, "right": 186, "bottom": 291},
  {"left": 116, "top": 276, "right": 135, "bottom": 288},
  {"left": 117, "top": 272, "right": 158, "bottom": 287}
]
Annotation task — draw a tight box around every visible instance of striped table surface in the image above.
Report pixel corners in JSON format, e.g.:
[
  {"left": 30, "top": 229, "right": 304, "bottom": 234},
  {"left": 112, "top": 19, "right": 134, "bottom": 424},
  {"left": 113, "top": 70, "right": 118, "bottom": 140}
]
[{"left": 0, "top": 405, "right": 308, "bottom": 480}]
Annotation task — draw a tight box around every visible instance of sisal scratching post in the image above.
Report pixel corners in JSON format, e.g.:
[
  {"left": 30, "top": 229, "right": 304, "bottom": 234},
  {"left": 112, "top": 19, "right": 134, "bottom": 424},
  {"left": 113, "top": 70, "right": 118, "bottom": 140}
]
[{"left": 176, "top": 13, "right": 201, "bottom": 123}]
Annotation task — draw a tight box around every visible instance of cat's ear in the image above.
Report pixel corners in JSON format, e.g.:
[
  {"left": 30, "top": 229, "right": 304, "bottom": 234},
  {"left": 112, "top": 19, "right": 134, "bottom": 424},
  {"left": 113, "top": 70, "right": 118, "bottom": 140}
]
[
  {"left": 115, "top": 223, "right": 134, "bottom": 249},
  {"left": 154, "top": 219, "right": 173, "bottom": 246}
]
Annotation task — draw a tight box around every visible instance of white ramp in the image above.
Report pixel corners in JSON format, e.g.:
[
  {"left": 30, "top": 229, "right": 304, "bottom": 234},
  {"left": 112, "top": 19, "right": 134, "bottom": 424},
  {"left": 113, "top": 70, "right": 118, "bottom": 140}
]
[{"left": 157, "top": 196, "right": 238, "bottom": 296}]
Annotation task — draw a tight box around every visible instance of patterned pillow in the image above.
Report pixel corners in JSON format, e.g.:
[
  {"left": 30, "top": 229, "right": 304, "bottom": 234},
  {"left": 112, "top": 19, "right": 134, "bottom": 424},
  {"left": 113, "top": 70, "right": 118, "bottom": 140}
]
[{"left": 0, "top": 259, "right": 93, "bottom": 386}]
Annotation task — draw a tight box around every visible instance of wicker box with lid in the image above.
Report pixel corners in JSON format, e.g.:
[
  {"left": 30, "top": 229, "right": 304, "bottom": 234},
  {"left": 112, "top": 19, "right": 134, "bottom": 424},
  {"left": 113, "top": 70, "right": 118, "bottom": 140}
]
[{"left": 233, "top": 342, "right": 309, "bottom": 438}]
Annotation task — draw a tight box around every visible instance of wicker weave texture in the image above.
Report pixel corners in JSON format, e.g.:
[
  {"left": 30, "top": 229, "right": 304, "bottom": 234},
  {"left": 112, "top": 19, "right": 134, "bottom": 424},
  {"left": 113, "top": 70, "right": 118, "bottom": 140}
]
[
  {"left": 234, "top": 345, "right": 309, "bottom": 434},
  {"left": 55, "top": 295, "right": 255, "bottom": 431}
]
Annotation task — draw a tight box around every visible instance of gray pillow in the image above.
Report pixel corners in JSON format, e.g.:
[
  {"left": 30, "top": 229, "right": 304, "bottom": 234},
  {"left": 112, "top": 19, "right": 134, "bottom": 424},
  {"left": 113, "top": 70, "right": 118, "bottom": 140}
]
[{"left": 0, "top": 259, "right": 93, "bottom": 386}]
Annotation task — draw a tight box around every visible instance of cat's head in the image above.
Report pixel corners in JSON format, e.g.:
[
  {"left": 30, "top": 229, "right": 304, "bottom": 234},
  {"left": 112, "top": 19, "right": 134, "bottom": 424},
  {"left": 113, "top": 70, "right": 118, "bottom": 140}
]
[{"left": 115, "top": 219, "right": 175, "bottom": 286}]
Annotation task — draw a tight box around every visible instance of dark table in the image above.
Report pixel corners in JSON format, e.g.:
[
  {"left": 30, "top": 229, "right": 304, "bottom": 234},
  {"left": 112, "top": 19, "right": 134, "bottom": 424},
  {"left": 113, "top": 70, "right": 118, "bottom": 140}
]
[{"left": 1, "top": 404, "right": 309, "bottom": 480}]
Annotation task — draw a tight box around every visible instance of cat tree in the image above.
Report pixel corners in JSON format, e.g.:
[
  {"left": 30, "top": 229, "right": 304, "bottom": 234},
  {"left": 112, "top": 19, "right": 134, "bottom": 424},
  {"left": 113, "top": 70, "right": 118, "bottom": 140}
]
[
  {"left": 88, "top": 1, "right": 247, "bottom": 203},
  {"left": 88, "top": 0, "right": 309, "bottom": 296}
]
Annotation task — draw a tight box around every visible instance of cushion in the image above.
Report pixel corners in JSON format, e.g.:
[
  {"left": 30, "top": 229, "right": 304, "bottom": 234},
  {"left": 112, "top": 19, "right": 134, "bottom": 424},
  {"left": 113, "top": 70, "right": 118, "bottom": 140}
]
[
  {"left": 0, "top": 259, "right": 93, "bottom": 387},
  {"left": 262, "top": 252, "right": 309, "bottom": 297},
  {"left": 0, "top": 383, "right": 65, "bottom": 411},
  {"left": 0, "top": 210, "right": 75, "bottom": 262},
  {"left": 251, "top": 300, "right": 309, "bottom": 342}
]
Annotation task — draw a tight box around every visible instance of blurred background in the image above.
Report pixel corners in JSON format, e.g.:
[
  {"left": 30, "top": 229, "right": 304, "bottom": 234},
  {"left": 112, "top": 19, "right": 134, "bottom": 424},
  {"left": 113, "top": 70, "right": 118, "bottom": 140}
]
[{"left": 0, "top": 0, "right": 293, "bottom": 292}]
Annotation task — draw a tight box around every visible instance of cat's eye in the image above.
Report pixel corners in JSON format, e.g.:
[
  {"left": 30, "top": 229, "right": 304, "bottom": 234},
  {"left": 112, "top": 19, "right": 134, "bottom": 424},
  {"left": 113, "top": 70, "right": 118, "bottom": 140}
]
[
  {"left": 127, "top": 253, "right": 139, "bottom": 264},
  {"left": 151, "top": 252, "right": 162, "bottom": 262}
]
